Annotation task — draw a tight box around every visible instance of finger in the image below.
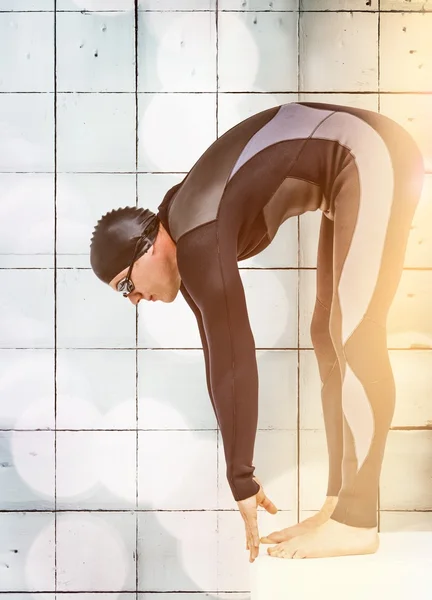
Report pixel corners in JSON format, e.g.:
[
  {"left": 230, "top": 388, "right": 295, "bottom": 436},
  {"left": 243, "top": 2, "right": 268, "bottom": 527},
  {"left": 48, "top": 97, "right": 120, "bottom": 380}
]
[
  {"left": 260, "top": 495, "right": 278, "bottom": 514},
  {"left": 247, "top": 521, "right": 260, "bottom": 562}
]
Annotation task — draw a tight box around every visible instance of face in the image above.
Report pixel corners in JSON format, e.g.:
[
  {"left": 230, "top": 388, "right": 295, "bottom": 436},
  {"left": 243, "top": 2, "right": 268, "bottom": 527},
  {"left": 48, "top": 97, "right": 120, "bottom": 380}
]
[{"left": 109, "top": 234, "right": 181, "bottom": 305}]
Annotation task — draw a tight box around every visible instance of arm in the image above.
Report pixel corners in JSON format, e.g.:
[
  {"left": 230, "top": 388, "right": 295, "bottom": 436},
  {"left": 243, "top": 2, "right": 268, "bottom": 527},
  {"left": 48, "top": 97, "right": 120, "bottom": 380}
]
[
  {"left": 180, "top": 282, "right": 220, "bottom": 428},
  {"left": 177, "top": 221, "right": 260, "bottom": 502}
]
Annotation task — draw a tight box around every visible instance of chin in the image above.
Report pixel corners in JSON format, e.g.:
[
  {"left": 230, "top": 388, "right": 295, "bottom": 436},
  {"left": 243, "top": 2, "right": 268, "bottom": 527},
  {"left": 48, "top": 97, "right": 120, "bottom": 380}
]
[{"left": 158, "top": 289, "right": 178, "bottom": 303}]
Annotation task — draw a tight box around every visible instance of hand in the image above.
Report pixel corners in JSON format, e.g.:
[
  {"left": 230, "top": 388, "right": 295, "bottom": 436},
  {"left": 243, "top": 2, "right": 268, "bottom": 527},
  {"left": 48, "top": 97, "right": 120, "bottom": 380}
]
[{"left": 236, "top": 476, "right": 278, "bottom": 563}]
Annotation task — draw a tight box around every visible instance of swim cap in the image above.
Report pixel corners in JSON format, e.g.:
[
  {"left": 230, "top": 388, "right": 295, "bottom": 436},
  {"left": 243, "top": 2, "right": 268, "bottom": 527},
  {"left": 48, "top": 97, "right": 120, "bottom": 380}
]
[{"left": 90, "top": 206, "right": 160, "bottom": 284}]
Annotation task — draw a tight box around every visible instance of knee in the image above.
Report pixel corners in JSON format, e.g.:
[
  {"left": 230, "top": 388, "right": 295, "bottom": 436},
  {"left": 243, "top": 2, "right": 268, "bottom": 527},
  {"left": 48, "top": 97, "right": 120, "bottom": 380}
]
[{"left": 343, "top": 317, "right": 392, "bottom": 382}]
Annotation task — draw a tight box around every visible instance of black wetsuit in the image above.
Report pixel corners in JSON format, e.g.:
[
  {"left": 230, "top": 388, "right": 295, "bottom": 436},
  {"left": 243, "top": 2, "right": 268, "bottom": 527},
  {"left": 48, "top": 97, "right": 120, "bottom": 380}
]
[{"left": 156, "top": 102, "right": 424, "bottom": 528}]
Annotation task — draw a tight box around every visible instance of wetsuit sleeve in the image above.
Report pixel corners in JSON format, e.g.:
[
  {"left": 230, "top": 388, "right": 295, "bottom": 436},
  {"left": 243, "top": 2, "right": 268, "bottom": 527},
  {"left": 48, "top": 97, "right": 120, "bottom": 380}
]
[
  {"left": 180, "top": 283, "right": 220, "bottom": 428},
  {"left": 177, "top": 221, "right": 261, "bottom": 502}
]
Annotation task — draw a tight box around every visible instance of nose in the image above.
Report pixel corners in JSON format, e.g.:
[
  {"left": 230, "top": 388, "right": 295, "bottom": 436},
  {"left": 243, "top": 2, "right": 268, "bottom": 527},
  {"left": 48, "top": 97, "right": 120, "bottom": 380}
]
[{"left": 128, "top": 294, "right": 140, "bottom": 306}]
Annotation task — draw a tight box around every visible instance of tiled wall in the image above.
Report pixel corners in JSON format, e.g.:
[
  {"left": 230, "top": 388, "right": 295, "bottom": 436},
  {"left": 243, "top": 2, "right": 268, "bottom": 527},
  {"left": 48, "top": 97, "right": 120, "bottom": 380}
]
[{"left": 0, "top": 0, "right": 431, "bottom": 598}]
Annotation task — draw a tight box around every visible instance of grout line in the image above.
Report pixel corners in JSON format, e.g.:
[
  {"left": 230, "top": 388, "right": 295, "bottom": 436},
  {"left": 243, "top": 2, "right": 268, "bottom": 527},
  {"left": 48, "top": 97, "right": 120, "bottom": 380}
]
[
  {"left": 1, "top": 346, "right": 431, "bottom": 352},
  {"left": 296, "top": 218, "right": 301, "bottom": 524},
  {"left": 215, "top": 0, "right": 219, "bottom": 140},
  {"left": 377, "top": 0, "right": 381, "bottom": 534},
  {"left": 378, "top": 0, "right": 381, "bottom": 114},
  {"left": 134, "top": 2, "right": 140, "bottom": 597},
  {"left": 2, "top": 426, "right": 431, "bottom": 433},
  {"left": 53, "top": 2, "right": 58, "bottom": 594},
  {"left": 297, "top": 1, "right": 301, "bottom": 98},
  {"left": 215, "top": 3, "right": 220, "bottom": 590},
  {"left": 2, "top": 8, "right": 432, "bottom": 12},
  {"left": 0, "top": 591, "right": 254, "bottom": 595},
  {"left": 296, "top": 0, "right": 301, "bottom": 526},
  {"left": 0, "top": 508, "right": 293, "bottom": 514},
  {"left": 0, "top": 507, "right": 429, "bottom": 514},
  {"left": 2, "top": 90, "right": 432, "bottom": 94},
  {"left": 3, "top": 266, "right": 432, "bottom": 271}
]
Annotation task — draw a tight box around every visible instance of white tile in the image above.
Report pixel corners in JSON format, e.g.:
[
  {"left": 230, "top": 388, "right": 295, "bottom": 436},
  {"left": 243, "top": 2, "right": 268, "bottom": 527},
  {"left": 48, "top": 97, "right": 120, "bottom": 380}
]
[
  {"left": 240, "top": 219, "right": 298, "bottom": 269},
  {"left": 256, "top": 350, "right": 298, "bottom": 430},
  {"left": 62, "top": 596, "right": 134, "bottom": 600},
  {"left": 242, "top": 270, "right": 298, "bottom": 349},
  {"left": 301, "top": 0, "right": 378, "bottom": 8},
  {"left": 138, "top": 174, "right": 185, "bottom": 212},
  {"left": 0, "top": 94, "right": 54, "bottom": 172},
  {"left": 387, "top": 270, "right": 432, "bottom": 349},
  {"left": 299, "top": 210, "right": 321, "bottom": 267},
  {"left": 220, "top": 0, "right": 297, "bottom": 9},
  {"left": 139, "top": 0, "right": 215, "bottom": 8},
  {"left": 215, "top": 596, "right": 251, "bottom": 600},
  {"left": 380, "top": 431, "right": 432, "bottom": 510},
  {"left": 217, "top": 511, "right": 292, "bottom": 592},
  {"left": 138, "top": 291, "right": 202, "bottom": 348},
  {"left": 57, "top": 174, "right": 136, "bottom": 266},
  {"left": 138, "top": 350, "right": 217, "bottom": 430},
  {"left": 57, "top": 0, "right": 135, "bottom": 9},
  {"left": 0, "top": 432, "right": 55, "bottom": 510},
  {"left": 57, "top": 93, "right": 135, "bottom": 172},
  {"left": 299, "top": 93, "right": 379, "bottom": 111},
  {"left": 300, "top": 349, "right": 432, "bottom": 431},
  {"left": 299, "top": 268, "right": 315, "bottom": 349},
  {"left": 391, "top": 350, "right": 432, "bottom": 428},
  {"left": 0, "top": 513, "right": 55, "bottom": 592},
  {"left": 56, "top": 269, "right": 136, "bottom": 348},
  {"left": 0, "top": 0, "right": 53, "bottom": 8},
  {"left": 218, "top": 509, "right": 284, "bottom": 597},
  {"left": 56, "top": 349, "right": 137, "bottom": 429},
  {"left": 218, "top": 12, "right": 298, "bottom": 92},
  {"left": 56, "top": 431, "right": 136, "bottom": 509},
  {"left": 0, "top": 256, "right": 54, "bottom": 269},
  {"left": 405, "top": 175, "right": 432, "bottom": 267},
  {"left": 299, "top": 429, "right": 329, "bottom": 511},
  {"left": 138, "top": 93, "right": 216, "bottom": 172},
  {"left": 57, "top": 512, "right": 136, "bottom": 591},
  {"left": 0, "top": 270, "right": 54, "bottom": 349},
  {"left": 57, "top": 12, "right": 135, "bottom": 92},
  {"left": 0, "top": 13, "right": 53, "bottom": 92},
  {"left": 0, "top": 350, "right": 54, "bottom": 430},
  {"left": 380, "top": 96, "right": 432, "bottom": 175},
  {"left": 299, "top": 350, "right": 325, "bottom": 430},
  {"left": 138, "top": 12, "right": 216, "bottom": 93},
  {"left": 0, "top": 174, "right": 54, "bottom": 266},
  {"left": 218, "top": 430, "right": 297, "bottom": 510},
  {"left": 380, "top": 511, "right": 432, "bottom": 532},
  {"left": 381, "top": 0, "right": 432, "bottom": 11},
  {"left": 140, "top": 596, "right": 249, "bottom": 600},
  {"left": 300, "top": 13, "right": 378, "bottom": 92},
  {"left": 139, "top": 350, "right": 297, "bottom": 430},
  {"left": 301, "top": 262, "right": 432, "bottom": 351},
  {"left": 138, "top": 512, "right": 218, "bottom": 591},
  {"left": 218, "top": 511, "right": 296, "bottom": 592},
  {"left": 138, "top": 430, "right": 217, "bottom": 509},
  {"left": 380, "top": 14, "right": 432, "bottom": 92},
  {"left": 218, "top": 93, "right": 297, "bottom": 136}
]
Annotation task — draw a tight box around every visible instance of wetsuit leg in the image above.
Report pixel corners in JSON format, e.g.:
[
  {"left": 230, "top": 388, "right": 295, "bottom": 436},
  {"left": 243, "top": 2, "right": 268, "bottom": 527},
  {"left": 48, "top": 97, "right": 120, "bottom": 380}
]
[
  {"left": 327, "top": 128, "right": 424, "bottom": 528},
  {"left": 310, "top": 214, "right": 343, "bottom": 498}
]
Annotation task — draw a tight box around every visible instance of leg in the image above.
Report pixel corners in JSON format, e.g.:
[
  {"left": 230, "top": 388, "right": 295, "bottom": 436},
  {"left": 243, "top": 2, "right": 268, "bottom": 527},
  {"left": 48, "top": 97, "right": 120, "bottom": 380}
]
[
  {"left": 268, "top": 117, "right": 424, "bottom": 558},
  {"left": 261, "top": 214, "right": 342, "bottom": 544}
]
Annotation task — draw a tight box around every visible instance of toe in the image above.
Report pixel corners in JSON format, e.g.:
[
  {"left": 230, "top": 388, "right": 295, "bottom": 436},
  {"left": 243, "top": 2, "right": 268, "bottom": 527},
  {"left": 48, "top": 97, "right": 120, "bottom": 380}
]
[
  {"left": 292, "top": 548, "right": 307, "bottom": 559},
  {"left": 260, "top": 532, "right": 282, "bottom": 544}
]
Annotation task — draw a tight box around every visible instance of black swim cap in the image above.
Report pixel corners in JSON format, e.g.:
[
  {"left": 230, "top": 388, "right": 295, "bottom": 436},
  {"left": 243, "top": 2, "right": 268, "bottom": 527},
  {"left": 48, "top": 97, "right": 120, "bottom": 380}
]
[{"left": 90, "top": 206, "right": 160, "bottom": 284}]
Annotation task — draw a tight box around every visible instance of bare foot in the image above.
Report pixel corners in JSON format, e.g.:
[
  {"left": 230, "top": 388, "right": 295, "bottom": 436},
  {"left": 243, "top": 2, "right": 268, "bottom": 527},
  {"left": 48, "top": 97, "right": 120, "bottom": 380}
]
[
  {"left": 267, "top": 518, "right": 379, "bottom": 559},
  {"left": 260, "top": 496, "right": 339, "bottom": 544}
]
